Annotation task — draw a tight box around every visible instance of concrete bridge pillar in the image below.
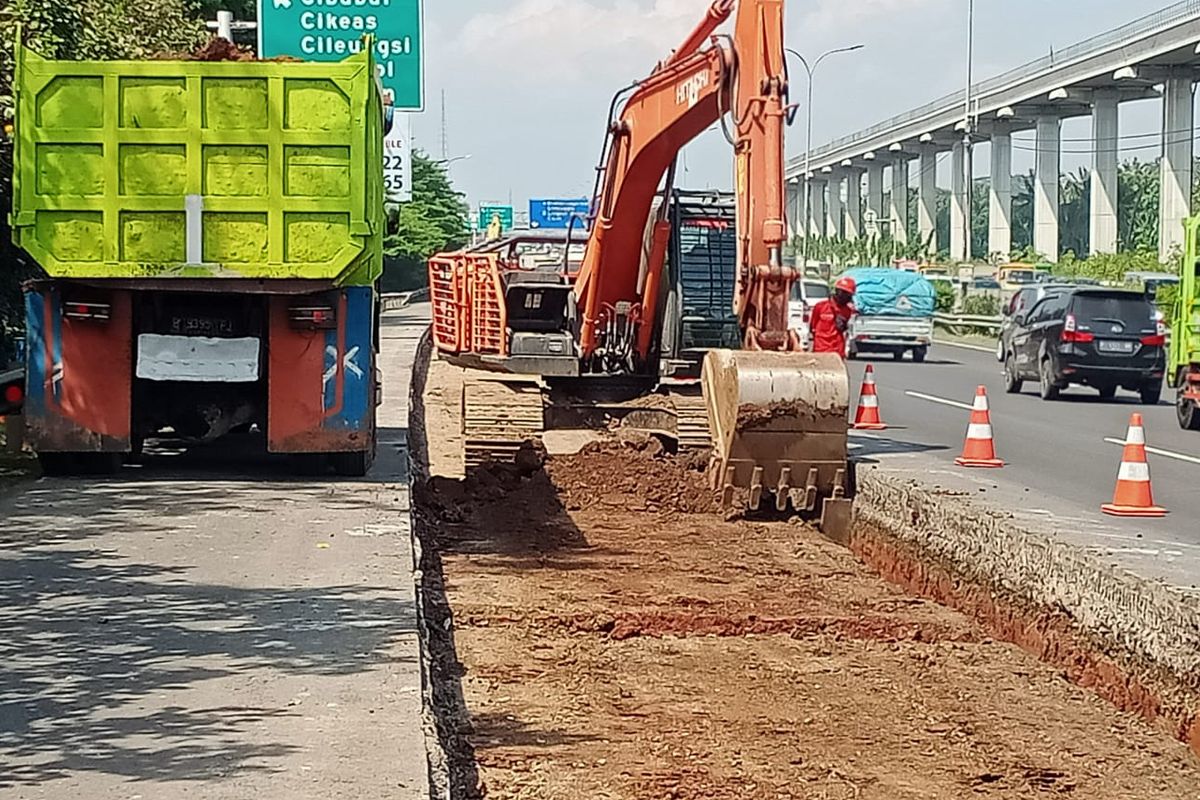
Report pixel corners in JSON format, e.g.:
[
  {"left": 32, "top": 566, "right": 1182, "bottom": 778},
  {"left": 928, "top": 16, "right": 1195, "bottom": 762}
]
[
  {"left": 787, "top": 180, "right": 803, "bottom": 241},
  {"left": 989, "top": 126, "right": 1012, "bottom": 259},
  {"left": 1160, "top": 71, "right": 1194, "bottom": 261},
  {"left": 866, "top": 163, "right": 885, "bottom": 229},
  {"left": 844, "top": 169, "right": 864, "bottom": 241},
  {"left": 1035, "top": 114, "right": 1061, "bottom": 262},
  {"left": 826, "top": 172, "right": 843, "bottom": 239},
  {"left": 890, "top": 157, "right": 910, "bottom": 245},
  {"left": 917, "top": 145, "right": 938, "bottom": 255},
  {"left": 950, "top": 140, "right": 968, "bottom": 261},
  {"left": 1090, "top": 90, "right": 1119, "bottom": 255},
  {"left": 809, "top": 178, "right": 827, "bottom": 238}
]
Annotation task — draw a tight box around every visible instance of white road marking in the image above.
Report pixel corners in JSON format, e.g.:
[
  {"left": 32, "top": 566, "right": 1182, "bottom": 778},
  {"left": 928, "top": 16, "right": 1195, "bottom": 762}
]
[
  {"left": 934, "top": 338, "right": 997, "bottom": 354},
  {"left": 1102, "top": 437, "right": 1200, "bottom": 466},
  {"left": 904, "top": 390, "right": 975, "bottom": 411}
]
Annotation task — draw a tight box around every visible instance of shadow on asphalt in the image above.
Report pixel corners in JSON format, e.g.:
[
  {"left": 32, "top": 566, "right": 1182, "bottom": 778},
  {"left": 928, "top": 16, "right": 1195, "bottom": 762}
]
[
  {"left": 849, "top": 356, "right": 963, "bottom": 367},
  {"left": 37, "top": 425, "right": 413, "bottom": 487},
  {"left": 0, "top": 425, "right": 417, "bottom": 788},
  {"left": 1007, "top": 389, "right": 1165, "bottom": 407},
  {"left": 849, "top": 435, "right": 950, "bottom": 462}
]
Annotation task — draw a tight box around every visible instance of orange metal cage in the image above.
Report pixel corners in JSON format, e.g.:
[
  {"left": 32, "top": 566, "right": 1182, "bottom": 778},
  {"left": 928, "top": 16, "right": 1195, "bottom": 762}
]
[{"left": 428, "top": 253, "right": 508, "bottom": 357}]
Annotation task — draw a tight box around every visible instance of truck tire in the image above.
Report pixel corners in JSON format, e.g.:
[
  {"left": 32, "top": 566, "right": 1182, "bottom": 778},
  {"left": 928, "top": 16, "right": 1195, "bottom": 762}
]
[
  {"left": 37, "top": 452, "right": 121, "bottom": 476},
  {"left": 1178, "top": 385, "right": 1200, "bottom": 430},
  {"left": 892, "top": 349, "right": 905, "bottom": 361},
  {"left": 330, "top": 450, "right": 371, "bottom": 478},
  {"left": 37, "top": 453, "right": 77, "bottom": 477},
  {"left": 912, "top": 346, "right": 928, "bottom": 363}
]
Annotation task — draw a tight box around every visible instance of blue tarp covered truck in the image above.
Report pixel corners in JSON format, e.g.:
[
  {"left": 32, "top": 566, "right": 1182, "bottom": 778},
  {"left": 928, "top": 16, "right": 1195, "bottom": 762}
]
[{"left": 842, "top": 268, "right": 936, "bottom": 362}]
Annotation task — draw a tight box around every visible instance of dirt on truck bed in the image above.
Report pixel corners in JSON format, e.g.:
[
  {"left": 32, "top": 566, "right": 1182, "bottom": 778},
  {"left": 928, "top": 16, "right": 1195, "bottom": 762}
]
[{"left": 415, "top": 358, "right": 1199, "bottom": 800}]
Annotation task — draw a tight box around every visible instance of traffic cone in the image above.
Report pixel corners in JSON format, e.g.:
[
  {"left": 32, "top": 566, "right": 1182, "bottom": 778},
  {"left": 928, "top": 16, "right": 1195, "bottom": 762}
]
[
  {"left": 853, "top": 365, "right": 887, "bottom": 430},
  {"left": 1102, "top": 413, "right": 1166, "bottom": 518},
  {"left": 955, "top": 386, "right": 1004, "bottom": 468}
]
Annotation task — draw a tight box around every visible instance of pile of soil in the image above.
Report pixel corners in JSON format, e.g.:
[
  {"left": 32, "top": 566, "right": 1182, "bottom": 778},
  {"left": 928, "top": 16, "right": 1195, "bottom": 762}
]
[
  {"left": 545, "top": 434, "right": 718, "bottom": 514},
  {"left": 155, "top": 37, "right": 302, "bottom": 62}
]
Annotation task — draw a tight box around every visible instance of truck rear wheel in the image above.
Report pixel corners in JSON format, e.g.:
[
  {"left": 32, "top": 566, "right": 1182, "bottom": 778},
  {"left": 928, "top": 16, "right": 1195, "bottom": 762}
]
[
  {"left": 37, "top": 452, "right": 121, "bottom": 476},
  {"left": 330, "top": 450, "right": 372, "bottom": 477},
  {"left": 1178, "top": 385, "right": 1200, "bottom": 430},
  {"left": 912, "top": 346, "right": 927, "bottom": 363}
]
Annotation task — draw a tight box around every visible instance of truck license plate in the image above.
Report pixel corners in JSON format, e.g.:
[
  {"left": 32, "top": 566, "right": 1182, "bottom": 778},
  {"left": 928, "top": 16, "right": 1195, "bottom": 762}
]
[
  {"left": 1097, "top": 340, "right": 1134, "bottom": 353},
  {"left": 170, "top": 315, "right": 237, "bottom": 337}
]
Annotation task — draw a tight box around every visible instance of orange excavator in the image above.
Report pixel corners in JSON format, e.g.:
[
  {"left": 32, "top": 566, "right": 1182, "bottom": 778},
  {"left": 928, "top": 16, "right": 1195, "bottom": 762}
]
[{"left": 428, "top": 0, "right": 852, "bottom": 533}]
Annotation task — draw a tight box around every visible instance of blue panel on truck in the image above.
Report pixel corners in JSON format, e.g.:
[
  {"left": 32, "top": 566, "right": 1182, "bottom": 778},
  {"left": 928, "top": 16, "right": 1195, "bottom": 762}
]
[
  {"left": 24, "top": 291, "right": 47, "bottom": 419},
  {"left": 322, "top": 286, "right": 374, "bottom": 432}
]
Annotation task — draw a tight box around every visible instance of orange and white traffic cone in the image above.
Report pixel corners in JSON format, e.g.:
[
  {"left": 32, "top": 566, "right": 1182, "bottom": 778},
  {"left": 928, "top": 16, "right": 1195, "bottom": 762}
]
[
  {"left": 1101, "top": 413, "right": 1167, "bottom": 518},
  {"left": 853, "top": 365, "right": 887, "bottom": 430},
  {"left": 954, "top": 385, "right": 1004, "bottom": 468}
]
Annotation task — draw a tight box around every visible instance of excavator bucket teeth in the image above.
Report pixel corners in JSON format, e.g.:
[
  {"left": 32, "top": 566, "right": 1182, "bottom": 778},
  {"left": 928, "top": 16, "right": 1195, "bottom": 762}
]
[{"left": 702, "top": 349, "right": 853, "bottom": 535}]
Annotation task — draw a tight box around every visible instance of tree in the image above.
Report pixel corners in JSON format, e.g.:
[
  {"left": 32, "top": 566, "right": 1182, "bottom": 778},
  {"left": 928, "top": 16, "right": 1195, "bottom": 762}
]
[
  {"left": 382, "top": 151, "right": 470, "bottom": 291},
  {"left": 1, "top": 0, "right": 207, "bottom": 331}
]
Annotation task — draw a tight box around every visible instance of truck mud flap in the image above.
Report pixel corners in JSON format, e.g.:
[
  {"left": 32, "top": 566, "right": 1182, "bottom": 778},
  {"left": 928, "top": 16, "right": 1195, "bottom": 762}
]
[
  {"left": 267, "top": 286, "right": 377, "bottom": 454},
  {"left": 23, "top": 286, "right": 132, "bottom": 453}
]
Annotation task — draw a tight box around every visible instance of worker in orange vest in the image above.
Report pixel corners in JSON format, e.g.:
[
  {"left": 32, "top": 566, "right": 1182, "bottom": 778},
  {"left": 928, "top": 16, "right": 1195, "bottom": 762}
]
[{"left": 809, "top": 275, "right": 856, "bottom": 357}]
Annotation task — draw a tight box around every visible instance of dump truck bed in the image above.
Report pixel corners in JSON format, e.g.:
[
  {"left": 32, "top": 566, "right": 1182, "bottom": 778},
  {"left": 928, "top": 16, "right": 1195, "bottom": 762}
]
[{"left": 10, "top": 43, "right": 383, "bottom": 286}]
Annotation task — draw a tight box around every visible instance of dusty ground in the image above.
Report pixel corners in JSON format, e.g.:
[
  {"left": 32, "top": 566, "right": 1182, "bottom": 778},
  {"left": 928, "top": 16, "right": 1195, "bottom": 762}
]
[
  {"left": 0, "top": 307, "right": 432, "bottom": 800},
  {"left": 417, "top": 357, "right": 1199, "bottom": 799}
]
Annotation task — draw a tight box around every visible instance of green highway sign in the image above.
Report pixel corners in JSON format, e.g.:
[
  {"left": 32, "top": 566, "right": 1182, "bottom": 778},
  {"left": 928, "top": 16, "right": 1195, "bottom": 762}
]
[
  {"left": 257, "top": 0, "right": 424, "bottom": 110},
  {"left": 478, "top": 205, "right": 514, "bottom": 232}
]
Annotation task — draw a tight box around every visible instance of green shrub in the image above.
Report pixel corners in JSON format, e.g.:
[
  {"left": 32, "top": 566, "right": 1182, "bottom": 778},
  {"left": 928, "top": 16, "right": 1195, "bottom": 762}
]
[
  {"left": 962, "top": 294, "right": 1001, "bottom": 316},
  {"left": 933, "top": 281, "right": 956, "bottom": 313}
]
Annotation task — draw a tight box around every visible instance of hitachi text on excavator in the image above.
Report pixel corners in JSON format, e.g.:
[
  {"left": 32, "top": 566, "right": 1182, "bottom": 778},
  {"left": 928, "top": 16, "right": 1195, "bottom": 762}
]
[{"left": 427, "top": 0, "right": 853, "bottom": 536}]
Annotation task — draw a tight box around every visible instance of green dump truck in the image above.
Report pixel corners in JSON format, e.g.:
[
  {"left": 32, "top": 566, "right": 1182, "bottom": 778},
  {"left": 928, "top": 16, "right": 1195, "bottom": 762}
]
[
  {"left": 1170, "top": 217, "right": 1200, "bottom": 430},
  {"left": 10, "top": 41, "right": 385, "bottom": 473}
]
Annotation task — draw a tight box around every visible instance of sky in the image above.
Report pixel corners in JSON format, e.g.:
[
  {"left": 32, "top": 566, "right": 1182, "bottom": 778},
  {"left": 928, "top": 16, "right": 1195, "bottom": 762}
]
[{"left": 414, "top": 0, "right": 1190, "bottom": 213}]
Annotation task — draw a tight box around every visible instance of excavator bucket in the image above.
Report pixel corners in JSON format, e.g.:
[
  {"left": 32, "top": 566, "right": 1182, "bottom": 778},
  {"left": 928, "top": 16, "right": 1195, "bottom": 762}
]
[{"left": 702, "top": 349, "right": 854, "bottom": 542}]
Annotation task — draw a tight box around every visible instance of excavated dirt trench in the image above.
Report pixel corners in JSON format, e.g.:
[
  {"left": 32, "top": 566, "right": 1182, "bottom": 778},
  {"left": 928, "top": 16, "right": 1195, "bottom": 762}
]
[{"left": 414, "top": 357, "right": 1200, "bottom": 799}]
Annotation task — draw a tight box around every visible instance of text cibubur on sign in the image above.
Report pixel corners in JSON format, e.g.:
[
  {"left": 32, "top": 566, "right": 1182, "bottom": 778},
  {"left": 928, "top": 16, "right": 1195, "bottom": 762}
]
[{"left": 257, "top": 0, "right": 425, "bottom": 111}]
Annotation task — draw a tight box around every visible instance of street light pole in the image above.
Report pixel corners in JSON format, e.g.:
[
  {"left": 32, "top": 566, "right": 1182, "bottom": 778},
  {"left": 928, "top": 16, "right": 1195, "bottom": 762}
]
[
  {"left": 962, "top": 0, "right": 975, "bottom": 264},
  {"left": 786, "top": 45, "right": 864, "bottom": 269}
]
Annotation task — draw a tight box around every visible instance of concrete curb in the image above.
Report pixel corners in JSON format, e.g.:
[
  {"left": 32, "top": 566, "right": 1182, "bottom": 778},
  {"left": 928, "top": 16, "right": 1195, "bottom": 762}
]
[
  {"left": 407, "top": 328, "right": 450, "bottom": 800},
  {"left": 855, "top": 464, "right": 1200, "bottom": 684}
]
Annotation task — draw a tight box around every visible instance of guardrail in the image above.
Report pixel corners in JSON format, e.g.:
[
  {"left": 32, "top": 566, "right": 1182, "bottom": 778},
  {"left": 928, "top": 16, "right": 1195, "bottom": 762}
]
[
  {"left": 933, "top": 312, "right": 1003, "bottom": 336},
  {"left": 380, "top": 288, "right": 430, "bottom": 313}
]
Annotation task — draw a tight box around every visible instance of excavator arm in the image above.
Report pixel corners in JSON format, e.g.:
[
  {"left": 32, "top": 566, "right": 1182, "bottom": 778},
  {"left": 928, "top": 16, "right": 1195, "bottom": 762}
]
[{"left": 575, "top": 0, "right": 798, "bottom": 369}]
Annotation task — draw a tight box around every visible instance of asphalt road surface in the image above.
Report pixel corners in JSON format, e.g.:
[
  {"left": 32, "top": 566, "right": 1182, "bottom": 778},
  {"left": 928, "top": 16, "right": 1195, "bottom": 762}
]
[
  {"left": 0, "top": 305, "right": 432, "bottom": 799},
  {"left": 846, "top": 342, "right": 1200, "bottom": 593}
]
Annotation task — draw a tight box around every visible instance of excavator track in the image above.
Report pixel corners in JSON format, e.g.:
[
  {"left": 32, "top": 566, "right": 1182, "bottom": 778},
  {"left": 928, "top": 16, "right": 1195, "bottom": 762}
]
[
  {"left": 461, "top": 373, "right": 714, "bottom": 468},
  {"left": 669, "top": 391, "right": 712, "bottom": 449},
  {"left": 462, "top": 376, "right": 546, "bottom": 469}
]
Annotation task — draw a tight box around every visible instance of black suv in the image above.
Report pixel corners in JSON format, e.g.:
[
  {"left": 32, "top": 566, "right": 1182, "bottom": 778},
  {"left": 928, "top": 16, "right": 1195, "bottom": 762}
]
[{"left": 1002, "top": 288, "right": 1166, "bottom": 403}]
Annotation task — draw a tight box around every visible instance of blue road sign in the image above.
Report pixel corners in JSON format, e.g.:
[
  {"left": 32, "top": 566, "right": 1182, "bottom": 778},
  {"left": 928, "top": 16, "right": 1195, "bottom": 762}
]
[{"left": 529, "top": 198, "right": 590, "bottom": 229}]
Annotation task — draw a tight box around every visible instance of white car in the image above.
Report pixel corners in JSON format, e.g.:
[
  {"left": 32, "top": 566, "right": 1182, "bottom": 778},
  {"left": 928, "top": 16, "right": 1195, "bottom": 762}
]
[{"left": 788, "top": 278, "right": 831, "bottom": 349}]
